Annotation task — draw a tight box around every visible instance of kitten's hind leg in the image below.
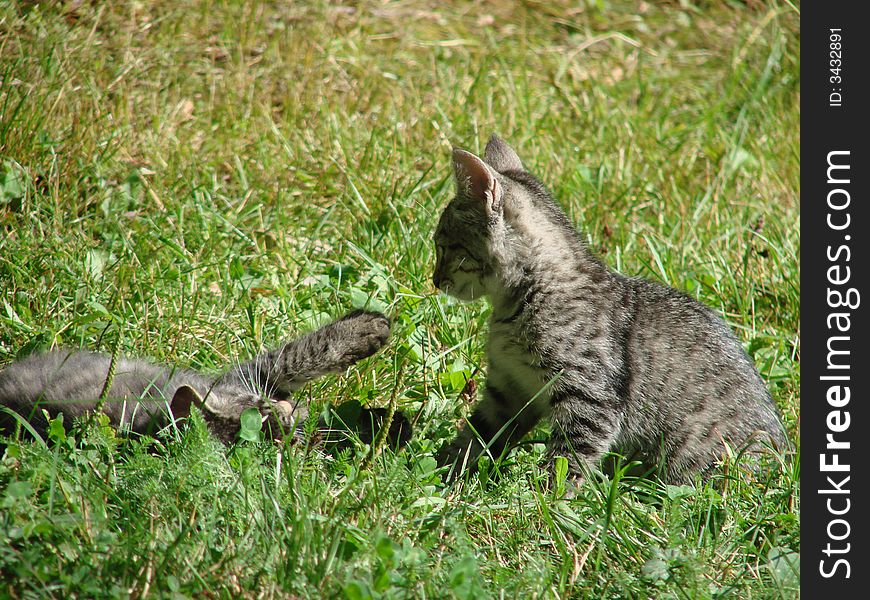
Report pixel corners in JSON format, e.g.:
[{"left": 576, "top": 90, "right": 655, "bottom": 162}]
[{"left": 226, "top": 311, "right": 391, "bottom": 397}]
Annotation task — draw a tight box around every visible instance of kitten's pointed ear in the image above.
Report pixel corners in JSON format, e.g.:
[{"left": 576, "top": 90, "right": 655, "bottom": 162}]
[
  {"left": 170, "top": 385, "right": 205, "bottom": 419},
  {"left": 484, "top": 134, "right": 523, "bottom": 172},
  {"left": 452, "top": 148, "right": 503, "bottom": 214}
]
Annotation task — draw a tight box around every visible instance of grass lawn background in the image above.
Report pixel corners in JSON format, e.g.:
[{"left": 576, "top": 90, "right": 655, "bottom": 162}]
[{"left": 0, "top": 1, "right": 799, "bottom": 597}]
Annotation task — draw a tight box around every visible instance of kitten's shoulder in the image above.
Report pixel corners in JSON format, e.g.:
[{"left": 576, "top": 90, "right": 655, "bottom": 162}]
[{"left": 624, "top": 275, "right": 718, "bottom": 316}]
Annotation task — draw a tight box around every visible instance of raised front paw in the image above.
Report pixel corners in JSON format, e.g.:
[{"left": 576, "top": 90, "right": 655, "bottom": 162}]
[{"left": 332, "top": 310, "right": 391, "bottom": 365}]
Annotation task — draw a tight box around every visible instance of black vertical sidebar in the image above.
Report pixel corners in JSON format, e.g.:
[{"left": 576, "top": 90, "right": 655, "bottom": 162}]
[{"left": 802, "top": 3, "right": 869, "bottom": 597}]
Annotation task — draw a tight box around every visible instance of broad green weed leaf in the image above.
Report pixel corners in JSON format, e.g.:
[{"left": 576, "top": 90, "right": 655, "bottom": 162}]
[{"left": 239, "top": 407, "right": 262, "bottom": 442}]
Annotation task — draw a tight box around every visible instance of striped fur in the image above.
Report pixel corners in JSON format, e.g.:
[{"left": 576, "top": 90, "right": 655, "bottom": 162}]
[
  {"left": 0, "top": 311, "right": 406, "bottom": 446},
  {"left": 434, "top": 135, "right": 786, "bottom": 484}
]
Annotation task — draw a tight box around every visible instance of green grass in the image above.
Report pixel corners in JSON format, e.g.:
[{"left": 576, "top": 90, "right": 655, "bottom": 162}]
[{"left": 0, "top": 1, "right": 799, "bottom": 597}]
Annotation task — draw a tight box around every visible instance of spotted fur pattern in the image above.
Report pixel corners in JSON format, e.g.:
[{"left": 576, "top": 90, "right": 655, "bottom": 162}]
[
  {"left": 434, "top": 135, "right": 787, "bottom": 484},
  {"left": 0, "top": 311, "right": 406, "bottom": 446}
]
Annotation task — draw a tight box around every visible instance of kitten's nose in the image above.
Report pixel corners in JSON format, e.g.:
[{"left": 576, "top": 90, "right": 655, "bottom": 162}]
[{"left": 433, "top": 263, "right": 445, "bottom": 289}]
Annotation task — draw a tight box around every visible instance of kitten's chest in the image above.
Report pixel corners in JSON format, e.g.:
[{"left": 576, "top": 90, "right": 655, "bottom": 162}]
[{"left": 486, "top": 324, "right": 552, "bottom": 406}]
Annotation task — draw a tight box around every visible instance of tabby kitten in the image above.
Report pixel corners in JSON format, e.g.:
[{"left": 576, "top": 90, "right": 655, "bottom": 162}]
[
  {"left": 433, "top": 135, "right": 786, "bottom": 484},
  {"left": 0, "top": 310, "right": 409, "bottom": 447}
]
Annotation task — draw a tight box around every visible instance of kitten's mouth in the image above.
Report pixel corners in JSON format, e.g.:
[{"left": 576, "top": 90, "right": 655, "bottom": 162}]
[
  {"left": 262, "top": 400, "right": 305, "bottom": 440},
  {"left": 438, "top": 281, "right": 453, "bottom": 293},
  {"left": 442, "top": 280, "right": 479, "bottom": 302},
  {"left": 274, "top": 400, "right": 305, "bottom": 428}
]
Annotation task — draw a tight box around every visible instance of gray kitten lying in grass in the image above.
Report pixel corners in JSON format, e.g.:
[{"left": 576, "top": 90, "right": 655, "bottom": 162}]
[
  {"left": 433, "top": 135, "right": 787, "bottom": 484},
  {"left": 0, "top": 310, "right": 409, "bottom": 448}
]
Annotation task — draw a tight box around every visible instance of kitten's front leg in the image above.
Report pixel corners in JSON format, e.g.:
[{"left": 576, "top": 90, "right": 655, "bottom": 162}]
[
  {"left": 229, "top": 310, "right": 390, "bottom": 397},
  {"left": 547, "top": 392, "right": 620, "bottom": 482},
  {"left": 436, "top": 384, "right": 543, "bottom": 482}
]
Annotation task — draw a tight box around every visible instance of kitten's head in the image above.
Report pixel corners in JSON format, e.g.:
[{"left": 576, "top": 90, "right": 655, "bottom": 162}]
[
  {"left": 433, "top": 134, "right": 530, "bottom": 301},
  {"left": 170, "top": 385, "right": 308, "bottom": 445}
]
